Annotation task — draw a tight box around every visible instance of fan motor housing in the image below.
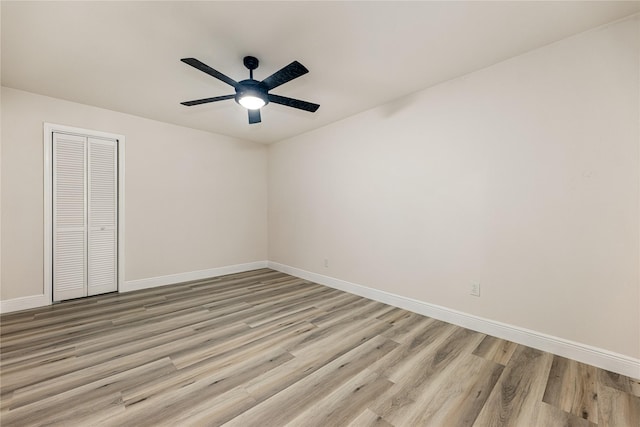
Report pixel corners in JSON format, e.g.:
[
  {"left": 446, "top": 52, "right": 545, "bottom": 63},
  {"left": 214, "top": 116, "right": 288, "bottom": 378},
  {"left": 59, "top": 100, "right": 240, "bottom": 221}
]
[{"left": 235, "top": 79, "right": 269, "bottom": 106}]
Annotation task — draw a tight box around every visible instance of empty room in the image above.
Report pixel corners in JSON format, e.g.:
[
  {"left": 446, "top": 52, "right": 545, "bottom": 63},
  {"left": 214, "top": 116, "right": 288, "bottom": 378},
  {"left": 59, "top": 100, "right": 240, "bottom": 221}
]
[{"left": 1, "top": 1, "right": 639, "bottom": 426}]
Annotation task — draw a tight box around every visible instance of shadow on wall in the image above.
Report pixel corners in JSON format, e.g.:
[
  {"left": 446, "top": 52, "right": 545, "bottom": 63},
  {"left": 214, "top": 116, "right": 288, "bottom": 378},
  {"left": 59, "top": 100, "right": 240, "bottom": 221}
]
[{"left": 378, "top": 90, "right": 424, "bottom": 118}]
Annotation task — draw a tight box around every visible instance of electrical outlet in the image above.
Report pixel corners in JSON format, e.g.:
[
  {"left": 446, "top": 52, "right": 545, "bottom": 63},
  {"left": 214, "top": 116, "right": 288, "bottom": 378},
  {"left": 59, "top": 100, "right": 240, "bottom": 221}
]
[
  {"left": 470, "top": 282, "right": 480, "bottom": 297},
  {"left": 324, "top": 259, "right": 329, "bottom": 268}
]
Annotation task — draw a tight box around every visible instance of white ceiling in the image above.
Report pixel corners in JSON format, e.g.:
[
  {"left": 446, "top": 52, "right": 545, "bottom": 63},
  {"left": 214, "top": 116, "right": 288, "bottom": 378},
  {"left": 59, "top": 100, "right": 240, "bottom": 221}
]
[{"left": 2, "top": 1, "right": 639, "bottom": 144}]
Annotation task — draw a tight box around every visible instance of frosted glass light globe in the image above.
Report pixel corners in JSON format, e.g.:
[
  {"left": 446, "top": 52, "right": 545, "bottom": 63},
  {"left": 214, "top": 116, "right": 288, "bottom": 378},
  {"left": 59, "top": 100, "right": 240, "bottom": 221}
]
[{"left": 239, "top": 96, "right": 265, "bottom": 110}]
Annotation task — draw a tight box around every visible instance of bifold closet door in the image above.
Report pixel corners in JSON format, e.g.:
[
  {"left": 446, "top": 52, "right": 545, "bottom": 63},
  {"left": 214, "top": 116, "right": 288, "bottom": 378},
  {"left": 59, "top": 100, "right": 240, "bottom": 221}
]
[
  {"left": 53, "top": 133, "right": 87, "bottom": 301},
  {"left": 53, "top": 133, "right": 117, "bottom": 301},
  {"left": 87, "top": 137, "right": 118, "bottom": 296}
]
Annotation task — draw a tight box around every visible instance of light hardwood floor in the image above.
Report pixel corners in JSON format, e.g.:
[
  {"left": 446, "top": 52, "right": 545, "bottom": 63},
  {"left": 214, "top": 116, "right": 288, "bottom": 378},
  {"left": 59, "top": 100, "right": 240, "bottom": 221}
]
[{"left": 1, "top": 269, "right": 638, "bottom": 426}]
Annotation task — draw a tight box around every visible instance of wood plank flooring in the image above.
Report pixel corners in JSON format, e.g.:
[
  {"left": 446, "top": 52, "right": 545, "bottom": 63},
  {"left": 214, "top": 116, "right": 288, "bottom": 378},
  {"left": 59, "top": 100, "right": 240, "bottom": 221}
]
[{"left": 1, "top": 268, "right": 638, "bottom": 426}]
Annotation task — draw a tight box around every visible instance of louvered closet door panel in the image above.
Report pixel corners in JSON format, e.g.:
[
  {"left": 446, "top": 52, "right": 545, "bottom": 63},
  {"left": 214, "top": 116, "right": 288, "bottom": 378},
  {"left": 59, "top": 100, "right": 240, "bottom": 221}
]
[
  {"left": 87, "top": 138, "right": 118, "bottom": 296},
  {"left": 53, "top": 133, "right": 87, "bottom": 301}
]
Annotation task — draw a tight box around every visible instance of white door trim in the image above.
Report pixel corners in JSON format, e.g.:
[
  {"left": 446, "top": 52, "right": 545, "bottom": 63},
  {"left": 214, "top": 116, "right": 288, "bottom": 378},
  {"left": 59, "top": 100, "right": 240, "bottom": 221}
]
[{"left": 44, "top": 123, "right": 125, "bottom": 304}]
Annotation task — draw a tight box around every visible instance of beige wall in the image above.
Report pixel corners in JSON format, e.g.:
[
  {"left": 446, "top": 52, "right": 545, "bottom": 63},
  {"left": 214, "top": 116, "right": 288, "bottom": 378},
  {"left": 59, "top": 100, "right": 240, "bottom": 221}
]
[
  {"left": 1, "top": 15, "right": 638, "bottom": 362},
  {"left": 1, "top": 87, "right": 268, "bottom": 300},
  {"left": 268, "top": 16, "right": 640, "bottom": 358}
]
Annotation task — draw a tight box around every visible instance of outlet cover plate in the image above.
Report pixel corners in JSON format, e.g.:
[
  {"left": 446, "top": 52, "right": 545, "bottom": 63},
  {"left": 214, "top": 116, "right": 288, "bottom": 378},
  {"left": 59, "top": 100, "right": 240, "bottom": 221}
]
[{"left": 470, "top": 283, "right": 480, "bottom": 297}]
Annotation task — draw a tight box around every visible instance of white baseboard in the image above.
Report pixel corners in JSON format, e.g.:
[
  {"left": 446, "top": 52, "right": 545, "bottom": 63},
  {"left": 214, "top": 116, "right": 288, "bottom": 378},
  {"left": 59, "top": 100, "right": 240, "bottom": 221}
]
[
  {"left": 3, "top": 260, "right": 637, "bottom": 378},
  {"left": 267, "top": 261, "right": 640, "bottom": 379},
  {"left": 1, "top": 261, "right": 269, "bottom": 314},
  {"left": 0, "top": 294, "right": 51, "bottom": 314},
  {"left": 121, "top": 261, "right": 269, "bottom": 292}
]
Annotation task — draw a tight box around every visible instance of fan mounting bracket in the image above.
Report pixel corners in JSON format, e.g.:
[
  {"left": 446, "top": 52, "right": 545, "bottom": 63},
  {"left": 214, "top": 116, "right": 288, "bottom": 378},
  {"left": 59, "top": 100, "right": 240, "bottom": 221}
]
[{"left": 243, "top": 56, "right": 259, "bottom": 71}]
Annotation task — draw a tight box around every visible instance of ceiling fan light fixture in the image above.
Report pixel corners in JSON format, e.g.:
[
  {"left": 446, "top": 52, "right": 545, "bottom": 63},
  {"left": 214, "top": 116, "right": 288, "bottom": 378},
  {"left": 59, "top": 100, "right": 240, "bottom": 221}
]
[
  {"left": 238, "top": 95, "right": 266, "bottom": 110},
  {"left": 180, "top": 56, "right": 319, "bottom": 124},
  {"left": 235, "top": 82, "right": 268, "bottom": 110}
]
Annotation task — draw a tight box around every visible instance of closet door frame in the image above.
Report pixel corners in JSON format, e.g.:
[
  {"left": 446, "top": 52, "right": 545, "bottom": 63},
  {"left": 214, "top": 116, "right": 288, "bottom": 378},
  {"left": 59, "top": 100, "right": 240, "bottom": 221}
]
[{"left": 44, "top": 123, "right": 125, "bottom": 304}]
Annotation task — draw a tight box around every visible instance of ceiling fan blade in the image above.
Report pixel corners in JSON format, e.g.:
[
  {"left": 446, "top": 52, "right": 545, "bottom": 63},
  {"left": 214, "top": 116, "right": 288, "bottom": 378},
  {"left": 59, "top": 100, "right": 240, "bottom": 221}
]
[
  {"left": 181, "top": 58, "right": 239, "bottom": 88},
  {"left": 261, "top": 61, "right": 309, "bottom": 90},
  {"left": 248, "top": 109, "right": 261, "bottom": 124},
  {"left": 268, "top": 94, "right": 320, "bottom": 112},
  {"left": 180, "top": 94, "right": 235, "bottom": 106}
]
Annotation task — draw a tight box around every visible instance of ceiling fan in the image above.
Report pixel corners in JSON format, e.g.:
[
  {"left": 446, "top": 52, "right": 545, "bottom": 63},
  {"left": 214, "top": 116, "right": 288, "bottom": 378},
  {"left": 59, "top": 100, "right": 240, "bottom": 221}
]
[{"left": 180, "top": 56, "right": 320, "bottom": 124}]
